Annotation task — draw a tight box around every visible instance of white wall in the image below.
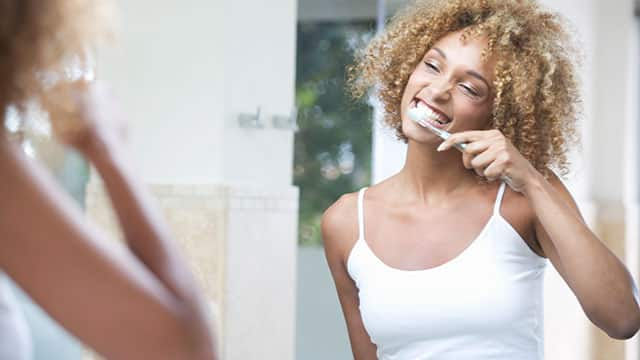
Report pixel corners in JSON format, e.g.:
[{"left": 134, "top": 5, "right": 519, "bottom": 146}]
[
  {"left": 221, "top": 0, "right": 297, "bottom": 188},
  {"left": 98, "top": 0, "right": 225, "bottom": 183},
  {"left": 99, "top": 0, "right": 296, "bottom": 188}
]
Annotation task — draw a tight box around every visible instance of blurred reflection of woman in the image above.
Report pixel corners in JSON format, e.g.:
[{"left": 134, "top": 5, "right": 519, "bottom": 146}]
[{"left": 0, "top": 1, "right": 216, "bottom": 358}]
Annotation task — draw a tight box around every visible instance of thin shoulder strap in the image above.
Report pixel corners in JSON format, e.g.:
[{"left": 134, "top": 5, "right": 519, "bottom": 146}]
[
  {"left": 493, "top": 182, "right": 507, "bottom": 215},
  {"left": 357, "top": 187, "right": 368, "bottom": 239}
]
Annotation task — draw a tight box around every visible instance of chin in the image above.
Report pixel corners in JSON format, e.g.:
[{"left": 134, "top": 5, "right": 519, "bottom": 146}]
[{"left": 401, "top": 118, "right": 440, "bottom": 145}]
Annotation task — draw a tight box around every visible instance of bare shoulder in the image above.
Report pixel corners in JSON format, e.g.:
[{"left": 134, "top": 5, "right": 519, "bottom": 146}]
[
  {"left": 503, "top": 170, "right": 576, "bottom": 218},
  {"left": 546, "top": 171, "right": 580, "bottom": 206},
  {"left": 535, "top": 169, "right": 584, "bottom": 222},
  {"left": 321, "top": 191, "right": 360, "bottom": 264},
  {"left": 501, "top": 170, "right": 583, "bottom": 257}
]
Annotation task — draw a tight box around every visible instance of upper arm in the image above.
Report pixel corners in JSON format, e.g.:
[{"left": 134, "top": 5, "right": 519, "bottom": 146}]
[
  {"left": 321, "top": 195, "right": 377, "bottom": 360},
  {"left": 532, "top": 170, "right": 640, "bottom": 339},
  {"left": 532, "top": 171, "right": 584, "bottom": 273},
  {"left": 0, "top": 141, "right": 205, "bottom": 359}
]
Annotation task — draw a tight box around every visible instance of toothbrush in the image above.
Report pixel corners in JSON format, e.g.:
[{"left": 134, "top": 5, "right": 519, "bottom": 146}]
[
  {"left": 408, "top": 106, "right": 515, "bottom": 187},
  {"left": 407, "top": 107, "right": 467, "bottom": 152}
]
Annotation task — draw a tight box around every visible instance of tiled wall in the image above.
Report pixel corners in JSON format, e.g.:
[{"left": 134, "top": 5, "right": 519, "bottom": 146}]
[{"left": 84, "top": 180, "right": 298, "bottom": 360}]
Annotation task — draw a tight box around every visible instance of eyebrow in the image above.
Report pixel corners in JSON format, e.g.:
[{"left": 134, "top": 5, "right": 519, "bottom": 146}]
[{"left": 430, "top": 47, "right": 491, "bottom": 88}]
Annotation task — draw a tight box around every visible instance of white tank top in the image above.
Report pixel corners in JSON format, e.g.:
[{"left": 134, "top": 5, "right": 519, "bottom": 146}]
[
  {"left": 0, "top": 273, "right": 33, "bottom": 360},
  {"left": 347, "top": 183, "right": 547, "bottom": 360}
]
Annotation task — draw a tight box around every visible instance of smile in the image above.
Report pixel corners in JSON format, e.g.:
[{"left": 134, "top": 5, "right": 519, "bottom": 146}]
[{"left": 409, "top": 98, "right": 452, "bottom": 130}]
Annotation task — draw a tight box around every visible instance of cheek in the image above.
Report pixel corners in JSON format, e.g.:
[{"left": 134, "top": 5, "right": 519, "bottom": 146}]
[
  {"left": 401, "top": 72, "right": 430, "bottom": 107},
  {"left": 453, "top": 98, "right": 493, "bottom": 128},
  {"left": 402, "top": 74, "right": 419, "bottom": 99}
]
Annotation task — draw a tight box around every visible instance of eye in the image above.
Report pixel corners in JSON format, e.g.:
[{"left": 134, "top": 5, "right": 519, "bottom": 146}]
[
  {"left": 424, "top": 61, "right": 439, "bottom": 73},
  {"left": 459, "top": 84, "right": 479, "bottom": 97}
]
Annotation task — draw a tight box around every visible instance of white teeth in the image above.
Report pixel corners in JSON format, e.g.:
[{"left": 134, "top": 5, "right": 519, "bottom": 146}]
[
  {"left": 409, "top": 100, "right": 449, "bottom": 126},
  {"left": 408, "top": 107, "right": 428, "bottom": 123}
]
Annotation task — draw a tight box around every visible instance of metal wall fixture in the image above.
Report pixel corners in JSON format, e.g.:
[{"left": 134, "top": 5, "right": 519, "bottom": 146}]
[
  {"left": 237, "top": 107, "right": 265, "bottom": 129},
  {"left": 271, "top": 107, "right": 298, "bottom": 131},
  {"left": 237, "top": 106, "right": 298, "bottom": 131}
]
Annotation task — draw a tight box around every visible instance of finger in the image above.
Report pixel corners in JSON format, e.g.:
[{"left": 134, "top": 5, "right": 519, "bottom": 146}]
[
  {"left": 470, "top": 147, "right": 499, "bottom": 170},
  {"left": 483, "top": 160, "right": 506, "bottom": 181},
  {"left": 438, "top": 130, "right": 498, "bottom": 151},
  {"left": 462, "top": 139, "right": 493, "bottom": 156},
  {"left": 474, "top": 165, "right": 485, "bottom": 177},
  {"left": 462, "top": 151, "right": 474, "bottom": 169}
]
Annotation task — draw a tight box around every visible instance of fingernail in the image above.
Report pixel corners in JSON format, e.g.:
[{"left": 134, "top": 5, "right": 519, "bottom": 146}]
[{"left": 437, "top": 143, "right": 446, "bottom": 152}]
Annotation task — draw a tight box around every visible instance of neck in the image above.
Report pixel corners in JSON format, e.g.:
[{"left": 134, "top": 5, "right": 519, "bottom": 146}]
[{"left": 395, "top": 140, "right": 477, "bottom": 205}]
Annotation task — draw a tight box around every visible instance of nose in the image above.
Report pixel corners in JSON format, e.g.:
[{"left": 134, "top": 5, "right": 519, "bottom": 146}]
[{"left": 426, "top": 78, "right": 452, "bottom": 102}]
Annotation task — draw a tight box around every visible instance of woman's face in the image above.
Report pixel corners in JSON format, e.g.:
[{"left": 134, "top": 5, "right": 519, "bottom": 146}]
[{"left": 400, "top": 29, "right": 497, "bottom": 144}]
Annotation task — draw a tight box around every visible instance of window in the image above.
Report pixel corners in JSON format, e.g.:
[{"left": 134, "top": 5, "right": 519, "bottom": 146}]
[{"left": 294, "top": 13, "right": 375, "bottom": 246}]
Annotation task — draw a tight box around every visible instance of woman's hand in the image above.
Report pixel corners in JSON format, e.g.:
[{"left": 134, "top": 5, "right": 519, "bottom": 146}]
[
  {"left": 41, "top": 81, "right": 127, "bottom": 157},
  {"left": 437, "top": 129, "right": 539, "bottom": 193}
]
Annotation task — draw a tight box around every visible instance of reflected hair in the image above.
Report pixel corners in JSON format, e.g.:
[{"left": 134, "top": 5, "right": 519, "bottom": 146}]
[{"left": 0, "top": 0, "right": 112, "bottom": 124}]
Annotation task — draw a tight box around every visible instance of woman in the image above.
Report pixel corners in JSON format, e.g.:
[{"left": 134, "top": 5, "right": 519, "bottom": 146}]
[
  {"left": 0, "top": 1, "right": 216, "bottom": 358},
  {"left": 322, "top": 0, "right": 640, "bottom": 359}
]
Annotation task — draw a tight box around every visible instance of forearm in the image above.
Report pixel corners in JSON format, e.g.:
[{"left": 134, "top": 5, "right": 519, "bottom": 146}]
[
  {"left": 524, "top": 172, "right": 640, "bottom": 337},
  {"left": 0, "top": 138, "right": 216, "bottom": 357},
  {"left": 83, "top": 139, "right": 212, "bottom": 331}
]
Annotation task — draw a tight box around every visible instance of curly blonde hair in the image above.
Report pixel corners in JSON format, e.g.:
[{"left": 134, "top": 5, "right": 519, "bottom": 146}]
[
  {"left": 0, "top": 0, "right": 112, "bottom": 124},
  {"left": 349, "top": 0, "right": 582, "bottom": 178}
]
